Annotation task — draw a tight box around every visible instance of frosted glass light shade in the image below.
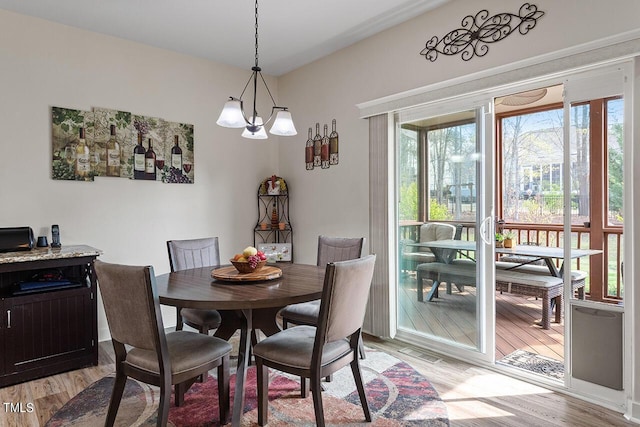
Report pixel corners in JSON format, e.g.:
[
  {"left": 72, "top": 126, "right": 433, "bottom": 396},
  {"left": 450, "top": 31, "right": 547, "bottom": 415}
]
[
  {"left": 216, "top": 99, "right": 246, "bottom": 128},
  {"left": 269, "top": 110, "right": 297, "bottom": 136},
  {"left": 242, "top": 117, "right": 268, "bottom": 139}
]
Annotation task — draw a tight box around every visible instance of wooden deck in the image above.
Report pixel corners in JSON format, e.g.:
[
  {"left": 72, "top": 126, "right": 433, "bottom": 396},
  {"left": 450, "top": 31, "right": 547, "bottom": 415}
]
[{"left": 399, "top": 273, "right": 564, "bottom": 362}]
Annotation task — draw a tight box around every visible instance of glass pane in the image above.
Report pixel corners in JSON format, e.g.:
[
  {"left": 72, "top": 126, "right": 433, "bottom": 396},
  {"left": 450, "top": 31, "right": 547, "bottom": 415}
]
[
  {"left": 606, "top": 98, "right": 624, "bottom": 226},
  {"left": 399, "top": 128, "right": 418, "bottom": 222},
  {"left": 569, "top": 103, "right": 590, "bottom": 227},
  {"left": 501, "top": 108, "right": 568, "bottom": 224},
  {"left": 397, "top": 109, "right": 479, "bottom": 350},
  {"left": 427, "top": 123, "right": 477, "bottom": 222}
]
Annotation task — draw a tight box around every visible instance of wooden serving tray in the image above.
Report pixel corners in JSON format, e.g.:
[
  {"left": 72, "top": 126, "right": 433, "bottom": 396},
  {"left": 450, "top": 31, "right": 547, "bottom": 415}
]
[{"left": 211, "top": 265, "right": 282, "bottom": 282}]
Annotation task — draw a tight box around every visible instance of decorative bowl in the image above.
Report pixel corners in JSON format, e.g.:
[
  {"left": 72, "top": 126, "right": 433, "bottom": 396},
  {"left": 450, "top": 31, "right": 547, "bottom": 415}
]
[{"left": 230, "top": 259, "right": 266, "bottom": 274}]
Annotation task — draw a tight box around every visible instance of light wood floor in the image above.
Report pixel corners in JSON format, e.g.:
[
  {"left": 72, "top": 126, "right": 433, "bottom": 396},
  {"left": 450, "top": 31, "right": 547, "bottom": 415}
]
[
  {"left": 399, "top": 274, "right": 564, "bottom": 361},
  {"left": 0, "top": 333, "right": 633, "bottom": 427}
]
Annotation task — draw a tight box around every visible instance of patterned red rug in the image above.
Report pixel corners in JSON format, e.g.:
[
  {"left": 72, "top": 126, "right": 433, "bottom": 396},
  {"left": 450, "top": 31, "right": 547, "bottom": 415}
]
[{"left": 45, "top": 349, "right": 449, "bottom": 426}]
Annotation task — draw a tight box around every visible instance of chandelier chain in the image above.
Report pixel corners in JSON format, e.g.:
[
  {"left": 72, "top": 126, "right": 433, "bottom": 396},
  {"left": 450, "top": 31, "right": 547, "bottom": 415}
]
[{"left": 254, "top": 0, "right": 259, "bottom": 68}]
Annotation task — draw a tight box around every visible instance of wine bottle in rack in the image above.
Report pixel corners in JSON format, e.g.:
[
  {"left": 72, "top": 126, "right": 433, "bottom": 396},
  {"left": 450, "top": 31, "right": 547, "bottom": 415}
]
[
  {"left": 75, "top": 127, "right": 90, "bottom": 178},
  {"left": 145, "top": 138, "right": 157, "bottom": 180},
  {"left": 171, "top": 135, "right": 183, "bottom": 172},
  {"left": 329, "top": 119, "right": 339, "bottom": 165},
  {"left": 305, "top": 127, "right": 314, "bottom": 170},
  {"left": 133, "top": 133, "right": 146, "bottom": 180},
  {"left": 313, "top": 123, "right": 322, "bottom": 167},
  {"left": 106, "top": 124, "right": 120, "bottom": 177},
  {"left": 321, "top": 124, "right": 330, "bottom": 169},
  {"left": 271, "top": 202, "right": 279, "bottom": 229}
]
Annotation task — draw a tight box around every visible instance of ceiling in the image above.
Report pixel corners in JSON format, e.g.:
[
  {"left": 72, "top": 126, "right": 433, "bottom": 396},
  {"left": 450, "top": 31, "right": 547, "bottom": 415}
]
[{"left": 0, "top": 0, "right": 448, "bottom": 76}]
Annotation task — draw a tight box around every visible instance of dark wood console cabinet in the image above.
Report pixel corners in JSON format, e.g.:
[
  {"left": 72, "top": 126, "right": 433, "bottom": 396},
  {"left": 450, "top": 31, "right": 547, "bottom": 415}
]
[{"left": 0, "top": 245, "right": 101, "bottom": 387}]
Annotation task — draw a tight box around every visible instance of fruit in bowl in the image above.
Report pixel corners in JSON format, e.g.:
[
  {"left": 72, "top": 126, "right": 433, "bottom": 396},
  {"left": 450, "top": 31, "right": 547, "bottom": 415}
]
[{"left": 231, "top": 246, "right": 267, "bottom": 273}]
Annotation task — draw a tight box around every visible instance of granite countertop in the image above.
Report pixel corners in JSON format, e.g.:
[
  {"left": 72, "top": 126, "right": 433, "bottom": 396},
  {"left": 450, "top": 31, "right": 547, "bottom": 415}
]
[{"left": 0, "top": 245, "right": 102, "bottom": 264}]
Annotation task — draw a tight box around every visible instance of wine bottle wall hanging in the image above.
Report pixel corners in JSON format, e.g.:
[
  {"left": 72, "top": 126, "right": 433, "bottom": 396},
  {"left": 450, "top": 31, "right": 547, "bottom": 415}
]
[
  {"left": 305, "top": 119, "right": 338, "bottom": 171},
  {"left": 51, "top": 106, "right": 194, "bottom": 184}
]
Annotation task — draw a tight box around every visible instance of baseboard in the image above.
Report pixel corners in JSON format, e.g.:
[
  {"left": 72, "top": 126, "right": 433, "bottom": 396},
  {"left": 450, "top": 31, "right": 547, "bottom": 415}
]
[{"left": 625, "top": 399, "right": 640, "bottom": 422}]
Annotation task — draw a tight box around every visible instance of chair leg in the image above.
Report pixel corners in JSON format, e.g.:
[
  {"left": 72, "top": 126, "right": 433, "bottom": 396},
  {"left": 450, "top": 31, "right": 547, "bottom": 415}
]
[
  {"left": 300, "top": 376, "right": 310, "bottom": 398},
  {"left": 158, "top": 377, "right": 172, "bottom": 427},
  {"left": 282, "top": 318, "right": 289, "bottom": 329},
  {"left": 174, "top": 382, "right": 186, "bottom": 407},
  {"left": 105, "top": 370, "right": 127, "bottom": 427},
  {"left": 358, "top": 332, "right": 366, "bottom": 360},
  {"left": 256, "top": 358, "right": 269, "bottom": 426},
  {"left": 350, "top": 359, "right": 372, "bottom": 422},
  {"left": 218, "top": 355, "right": 230, "bottom": 425},
  {"left": 310, "top": 374, "right": 326, "bottom": 427},
  {"left": 175, "top": 307, "right": 184, "bottom": 331}
]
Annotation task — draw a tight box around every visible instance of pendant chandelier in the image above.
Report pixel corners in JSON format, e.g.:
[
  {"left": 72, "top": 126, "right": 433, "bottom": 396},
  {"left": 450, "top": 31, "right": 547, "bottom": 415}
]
[{"left": 216, "top": 0, "right": 297, "bottom": 139}]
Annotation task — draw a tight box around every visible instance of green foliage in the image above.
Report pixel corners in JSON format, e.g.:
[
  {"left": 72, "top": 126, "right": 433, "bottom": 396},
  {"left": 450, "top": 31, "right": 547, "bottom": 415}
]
[
  {"left": 51, "top": 107, "right": 84, "bottom": 133},
  {"left": 608, "top": 123, "right": 624, "bottom": 219},
  {"left": 114, "top": 111, "right": 131, "bottom": 129},
  {"left": 180, "top": 123, "right": 194, "bottom": 152},
  {"left": 399, "top": 182, "right": 418, "bottom": 220},
  {"left": 429, "top": 198, "right": 453, "bottom": 221}
]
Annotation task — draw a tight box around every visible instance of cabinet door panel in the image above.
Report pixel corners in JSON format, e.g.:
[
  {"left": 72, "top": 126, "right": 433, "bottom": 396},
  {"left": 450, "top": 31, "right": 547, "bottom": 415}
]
[{"left": 4, "top": 288, "right": 91, "bottom": 374}]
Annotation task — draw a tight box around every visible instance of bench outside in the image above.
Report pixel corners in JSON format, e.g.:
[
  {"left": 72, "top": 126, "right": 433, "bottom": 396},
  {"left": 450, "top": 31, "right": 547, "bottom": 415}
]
[
  {"left": 416, "top": 261, "right": 577, "bottom": 329},
  {"left": 494, "top": 261, "right": 587, "bottom": 299}
]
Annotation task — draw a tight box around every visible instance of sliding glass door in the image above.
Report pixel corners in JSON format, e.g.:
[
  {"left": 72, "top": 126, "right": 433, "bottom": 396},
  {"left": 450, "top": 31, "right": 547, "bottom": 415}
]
[{"left": 395, "top": 99, "right": 494, "bottom": 362}]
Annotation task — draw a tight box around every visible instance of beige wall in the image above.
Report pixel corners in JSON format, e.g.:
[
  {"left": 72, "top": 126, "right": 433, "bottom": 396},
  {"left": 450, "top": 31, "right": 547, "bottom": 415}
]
[{"left": 0, "top": 10, "right": 282, "bottom": 340}]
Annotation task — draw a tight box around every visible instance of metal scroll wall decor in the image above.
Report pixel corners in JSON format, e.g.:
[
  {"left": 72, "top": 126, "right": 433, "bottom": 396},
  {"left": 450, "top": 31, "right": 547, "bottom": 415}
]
[
  {"left": 419, "top": 3, "right": 544, "bottom": 62},
  {"left": 305, "top": 119, "right": 338, "bottom": 170}
]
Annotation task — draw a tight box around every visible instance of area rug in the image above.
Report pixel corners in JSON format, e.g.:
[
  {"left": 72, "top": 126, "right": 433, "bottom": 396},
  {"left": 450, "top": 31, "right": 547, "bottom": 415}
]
[
  {"left": 45, "top": 348, "right": 449, "bottom": 426},
  {"left": 498, "top": 350, "right": 564, "bottom": 380}
]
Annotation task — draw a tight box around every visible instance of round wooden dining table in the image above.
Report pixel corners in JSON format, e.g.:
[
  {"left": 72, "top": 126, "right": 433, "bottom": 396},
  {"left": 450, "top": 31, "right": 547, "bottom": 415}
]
[{"left": 155, "top": 262, "right": 325, "bottom": 427}]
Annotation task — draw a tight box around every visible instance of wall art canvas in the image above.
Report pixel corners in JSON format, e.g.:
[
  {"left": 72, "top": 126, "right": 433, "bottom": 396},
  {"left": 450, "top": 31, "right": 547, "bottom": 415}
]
[{"left": 51, "top": 106, "right": 194, "bottom": 183}]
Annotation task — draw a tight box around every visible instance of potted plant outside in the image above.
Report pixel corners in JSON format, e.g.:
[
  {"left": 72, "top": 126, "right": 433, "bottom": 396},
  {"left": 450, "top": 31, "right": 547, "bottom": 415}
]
[
  {"left": 495, "top": 232, "right": 505, "bottom": 248},
  {"left": 503, "top": 231, "right": 516, "bottom": 248}
]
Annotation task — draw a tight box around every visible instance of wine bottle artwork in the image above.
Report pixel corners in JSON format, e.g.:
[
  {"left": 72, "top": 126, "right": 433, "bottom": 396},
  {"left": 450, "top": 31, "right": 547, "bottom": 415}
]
[
  {"left": 75, "top": 127, "right": 90, "bottom": 179},
  {"left": 171, "top": 135, "right": 182, "bottom": 172},
  {"left": 321, "top": 124, "right": 330, "bottom": 169},
  {"left": 133, "top": 133, "right": 146, "bottom": 180},
  {"left": 145, "top": 138, "right": 156, "bottom": 180},
  {"left": 51, "top": 106, "right": 195, "bottom": 184},
  {"left": 313, "top": 123, "right": 321, "bottom": 167},
  {"left": 106, "top": 124, "right": 120, "bottom": 177},
  {"left": 304, "top": 119, "right": 339, "bottom": 172},
  {"left": 305, "top": 127, "right": 314, "bottom": 170},
  {"left": 329, "top": 119, "right": 339, "bottom": 165}
]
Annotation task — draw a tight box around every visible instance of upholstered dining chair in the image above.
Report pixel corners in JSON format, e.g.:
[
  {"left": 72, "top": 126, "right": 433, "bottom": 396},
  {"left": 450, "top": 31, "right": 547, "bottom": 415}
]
[
  {"left": 253, "top": 254, "right": 377, "bottom": 427},
  {"left": 94, "top": 260, "right": 232, "bottom": 426},
  {"left": 167, "top": 237, "right": 222, "bottom": 334},
  {"left": 280, "top": 236, "right": 366, "bottom": 363}
]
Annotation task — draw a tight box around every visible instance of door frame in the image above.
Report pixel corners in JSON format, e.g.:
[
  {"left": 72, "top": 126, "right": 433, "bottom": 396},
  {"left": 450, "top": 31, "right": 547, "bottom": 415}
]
[{"left": 393, "top": 96, "right": 496, "bottom": 365}]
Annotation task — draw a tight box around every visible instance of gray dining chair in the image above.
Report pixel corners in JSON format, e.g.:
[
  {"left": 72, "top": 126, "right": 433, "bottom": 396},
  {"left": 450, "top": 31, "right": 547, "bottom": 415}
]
[
  {"left": 280, "top": 235, "right": 366, "bottom": 364},
  {"left": 94, "top": 260, "right": 232, "bottom": 425},
  {"left": 167, "top": 237, "right": 222, "bottom": 334},
  {"left": 280, "top": 235, "right": 365, "bottom": 329},
  {"left": 253, "top": 254, "right": 376, "bottom": 427}
]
